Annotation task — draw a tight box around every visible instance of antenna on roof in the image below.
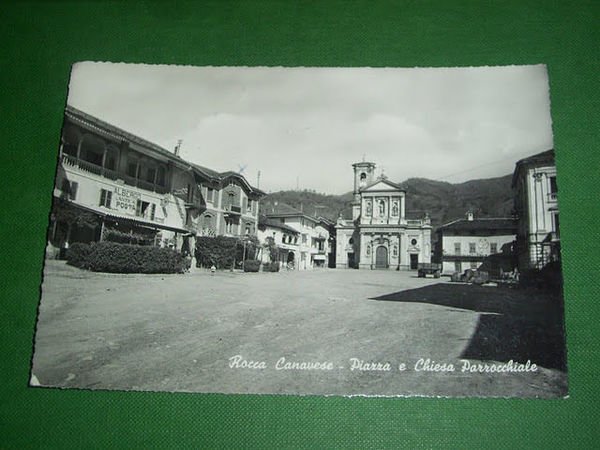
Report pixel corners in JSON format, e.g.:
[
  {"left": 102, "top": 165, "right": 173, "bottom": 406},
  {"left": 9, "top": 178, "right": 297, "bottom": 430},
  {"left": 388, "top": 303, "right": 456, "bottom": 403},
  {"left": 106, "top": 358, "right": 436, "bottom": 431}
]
[
  {"left": 296, "top": 176, "right": 299, "bottom": 190},
  {"left": 257, "top": 170, "right": 261, "bottom": 188}
]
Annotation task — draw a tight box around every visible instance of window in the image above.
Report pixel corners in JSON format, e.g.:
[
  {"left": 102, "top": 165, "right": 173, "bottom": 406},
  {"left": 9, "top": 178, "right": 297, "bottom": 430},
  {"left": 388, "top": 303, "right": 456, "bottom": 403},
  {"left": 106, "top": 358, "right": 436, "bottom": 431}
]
[
  {"left": 454, "top": 261, "right": 462, "bottom": 273},
  {"left": 127, "top": 160, "right": 138, "bottom": 178},
  {"left": 280, "top": 218, "right": 285, "bottom": 224},
  {"left": 549, "top": 176, "right": 558, "bottom": 200},
  {"left": 247, "top": 198, "right": 253, "bottom": 212},
  {"left": 490, "top": 243, "right": 498, "bottom": 254},
  {"left": 227, "top": 192, "right": 234, "bottom": 208},
  {"left": 454, "top": 242, "right": 461, "bottom": 255},
  {"left": 136, "top": 200, "right": 150, "bottom": 217},
  {"left": 245, "top": 223, "right": 251, "bottom": 235},
  {"left": 553, "top": 213, "right": 560, "bottom": 236},
  {"left": 206, "top": 187, "right": 214, "bottom": 203},
  {"left": 302, "top": 234, "right": 307, "bottom": 244},
  {"left": 61, "top": 180, "right": 78, "bottom": 200},
  {"left": 99, "top": 189, "right": 112, "bottom": 208},
  {"left": 150, "top": 204, "right": 156, "bottom": 221},
  {"left": 411, "top": 238, "right": 418, "bottom": 246},
  {"left": 104, "top": 150, "right": 117, "bottom": 171},
  {"left": 469, "top": 243, "right": 476, "bottom": 254},
  {"left": 203, "top": 214, "right": 212, "bottom": 228},
  {"left": 145, "top": 167, "right": 156, "bottom": 183},
  {"left": 225, "top": 219, "right": 233, "bottom": 234}
]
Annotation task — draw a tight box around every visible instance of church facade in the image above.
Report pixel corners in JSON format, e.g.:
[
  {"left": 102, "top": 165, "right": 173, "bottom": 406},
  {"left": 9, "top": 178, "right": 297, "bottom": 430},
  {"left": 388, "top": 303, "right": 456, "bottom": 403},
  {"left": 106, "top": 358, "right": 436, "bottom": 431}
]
[{"left": 335, "top": 161, "right": 432, "bottom": 270}]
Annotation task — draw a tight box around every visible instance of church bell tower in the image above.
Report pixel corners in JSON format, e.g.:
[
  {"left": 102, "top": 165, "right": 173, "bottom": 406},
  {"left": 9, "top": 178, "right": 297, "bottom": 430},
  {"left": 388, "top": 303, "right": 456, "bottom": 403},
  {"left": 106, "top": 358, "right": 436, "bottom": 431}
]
[{"left": 351, "top": 160, "right": 376, "bottom": 220}]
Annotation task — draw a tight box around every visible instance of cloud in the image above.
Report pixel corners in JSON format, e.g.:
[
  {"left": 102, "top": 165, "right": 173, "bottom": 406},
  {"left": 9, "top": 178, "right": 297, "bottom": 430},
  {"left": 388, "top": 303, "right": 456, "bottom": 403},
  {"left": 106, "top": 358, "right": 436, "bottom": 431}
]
[{"left": 67, "top": 63, "right": 554, "bottom": 194}]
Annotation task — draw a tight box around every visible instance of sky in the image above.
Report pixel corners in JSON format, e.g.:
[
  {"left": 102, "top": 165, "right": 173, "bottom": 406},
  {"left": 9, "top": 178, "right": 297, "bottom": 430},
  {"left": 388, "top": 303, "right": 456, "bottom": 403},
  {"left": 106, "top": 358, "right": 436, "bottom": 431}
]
[{"left": 67, "top": 63, "right": 554, "bottom": 194}]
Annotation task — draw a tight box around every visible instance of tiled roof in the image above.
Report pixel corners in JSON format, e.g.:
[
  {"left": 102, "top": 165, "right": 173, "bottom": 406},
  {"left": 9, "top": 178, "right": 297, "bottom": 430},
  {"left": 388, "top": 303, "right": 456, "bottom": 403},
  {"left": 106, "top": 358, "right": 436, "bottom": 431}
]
[
  {"left": 438, "top": 217, "right": 517, "bottom": 233},
  {"left": 258, "top": 216, "right": 300, "bottom": 234}
]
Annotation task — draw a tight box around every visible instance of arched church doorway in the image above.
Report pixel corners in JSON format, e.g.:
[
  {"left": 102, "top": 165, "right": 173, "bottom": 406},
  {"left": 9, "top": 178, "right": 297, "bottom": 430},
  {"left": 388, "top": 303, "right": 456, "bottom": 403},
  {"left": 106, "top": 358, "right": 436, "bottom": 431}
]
[{"left": 375, "top": 246, "right": 388, "bottom": 269}]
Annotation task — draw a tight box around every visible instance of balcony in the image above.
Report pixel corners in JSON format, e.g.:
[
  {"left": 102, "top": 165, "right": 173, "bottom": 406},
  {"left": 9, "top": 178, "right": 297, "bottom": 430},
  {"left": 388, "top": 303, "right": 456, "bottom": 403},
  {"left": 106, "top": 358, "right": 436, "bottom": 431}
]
[
  {"left": 61, "top": 154, "right": 169, "bottom": 194},
  {"left": 224, "top": 205, "right": 242, "bottom": 215}
]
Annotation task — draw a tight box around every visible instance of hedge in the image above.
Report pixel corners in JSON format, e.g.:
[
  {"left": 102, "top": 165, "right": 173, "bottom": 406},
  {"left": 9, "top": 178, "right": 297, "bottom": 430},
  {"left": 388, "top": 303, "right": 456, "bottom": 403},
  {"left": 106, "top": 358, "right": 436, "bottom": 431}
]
[
  {"left": 262, "top": 262, "right": 280, "bottom": 272},
  {"left": 243, "top": 260, "right": 261, "bottom": 272},
  {"left": 195, "top": 235, "right": 260, "bottom": 269},
  {"left": 66, "top": 242, "right": 92, "bottom": 269},
  {"left": 66, "top": 241, "right": 186, "bottom": 273}
]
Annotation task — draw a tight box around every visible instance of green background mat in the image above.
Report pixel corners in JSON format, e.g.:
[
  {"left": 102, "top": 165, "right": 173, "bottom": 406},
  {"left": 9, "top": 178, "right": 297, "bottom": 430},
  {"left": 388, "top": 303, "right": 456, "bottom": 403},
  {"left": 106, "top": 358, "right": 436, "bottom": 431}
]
[{"left": 1, "top": 1, "right": 598, "bottom": 447}]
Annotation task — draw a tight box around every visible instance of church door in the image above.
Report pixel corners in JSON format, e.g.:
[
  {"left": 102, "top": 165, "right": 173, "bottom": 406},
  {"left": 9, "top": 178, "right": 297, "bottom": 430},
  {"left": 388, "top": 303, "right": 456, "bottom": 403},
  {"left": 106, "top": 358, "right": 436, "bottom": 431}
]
[{"left": 375, "top": 246, "right": 388, "bottom": 269}]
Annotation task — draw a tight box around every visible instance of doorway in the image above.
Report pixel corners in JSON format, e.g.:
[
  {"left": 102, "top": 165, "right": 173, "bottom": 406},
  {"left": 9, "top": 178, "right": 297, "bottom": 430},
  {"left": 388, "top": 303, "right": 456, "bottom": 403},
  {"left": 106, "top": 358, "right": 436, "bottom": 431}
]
[
  {"left": 410, "top": 253, "right": 419, "bottom": 270},
  {"left": 375, "top": 246, "right": 388, "bottom": 269}
]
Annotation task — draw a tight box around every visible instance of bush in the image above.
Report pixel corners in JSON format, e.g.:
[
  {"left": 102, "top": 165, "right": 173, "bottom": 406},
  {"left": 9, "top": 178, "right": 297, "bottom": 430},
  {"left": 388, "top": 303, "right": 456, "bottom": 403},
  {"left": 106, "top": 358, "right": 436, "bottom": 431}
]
[
  {"left": 66, "top": 242, "right": 92, "bottom": 269},
  {"left": 84, "top": 241, "right": 185, "bottom": 273},
  {"left": 195, "top": 236, "right": 261, "bottom": 269},
  {"left": 263, "top": 262, "right": 280, "bottom": 272},
  {"left": 243, "top": 259, "right": 261, "bottom": 272}
]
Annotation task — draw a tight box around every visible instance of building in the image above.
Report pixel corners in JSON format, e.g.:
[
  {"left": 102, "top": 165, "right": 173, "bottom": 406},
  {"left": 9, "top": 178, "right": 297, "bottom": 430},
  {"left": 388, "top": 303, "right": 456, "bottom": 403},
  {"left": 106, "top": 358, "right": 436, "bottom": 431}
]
[
  {"left": 335, "top": 161, "right": 432, "bottom": 270},
  {"left": 257, "top": 216, "right": 300, "bottom": 269},
  {"left": 512, "top": 149, "right": 560, "bottom": 270},
  {"left": 435, "top": 212, "right": 517, "bottom": 275},
  {"left": 49, "top": 106, "right": 264, "bottom": 256},
  {"left": 263, "top": 203, "right": 330, "bottom": 270}
]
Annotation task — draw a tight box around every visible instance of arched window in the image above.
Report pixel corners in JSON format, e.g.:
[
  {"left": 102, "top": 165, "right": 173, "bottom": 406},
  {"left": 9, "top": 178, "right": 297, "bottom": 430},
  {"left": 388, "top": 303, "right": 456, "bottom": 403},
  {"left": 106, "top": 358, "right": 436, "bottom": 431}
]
[
  {"left": 359, "top": 172, "right": 367, "bottom": 188},
  {"left": 62, "top": 126, "right": 80, "bottom": 157},
  {"left": 203, "top": 214, "right": 212, "bottom": 228}
]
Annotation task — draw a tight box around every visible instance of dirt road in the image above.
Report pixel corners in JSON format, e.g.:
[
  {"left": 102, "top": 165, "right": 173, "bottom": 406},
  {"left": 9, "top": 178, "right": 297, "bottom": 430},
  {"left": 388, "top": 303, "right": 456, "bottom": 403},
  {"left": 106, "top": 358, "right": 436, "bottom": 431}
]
[{"left": 31, "top": 261, "right": 567, "bottom": 397}]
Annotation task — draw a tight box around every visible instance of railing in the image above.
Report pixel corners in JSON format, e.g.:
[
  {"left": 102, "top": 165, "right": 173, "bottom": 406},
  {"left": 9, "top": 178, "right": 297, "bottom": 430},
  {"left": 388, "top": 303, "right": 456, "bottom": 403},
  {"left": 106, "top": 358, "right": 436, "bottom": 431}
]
[
  {"left": 224, "top": 205, "right": 242, "bottom": 214},
  {"left": 406, "top": 219, "right": 423, "bottom": 226},
  {"left": 77, "top": 158, "right": 103, "bottom": 176},
  {"left": 198, "top": 227, "right": 217, "bottom": 237},
  {"left": 61, "top": 154, "right": 168, "bottom": 194}
]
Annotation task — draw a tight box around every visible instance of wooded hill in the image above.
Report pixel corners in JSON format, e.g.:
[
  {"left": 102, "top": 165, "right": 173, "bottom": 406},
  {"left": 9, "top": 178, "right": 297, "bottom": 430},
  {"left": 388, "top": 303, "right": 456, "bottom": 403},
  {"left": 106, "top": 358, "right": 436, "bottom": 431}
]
[{"left": 261, "top": 174, "right": 514, "bottom": 229}]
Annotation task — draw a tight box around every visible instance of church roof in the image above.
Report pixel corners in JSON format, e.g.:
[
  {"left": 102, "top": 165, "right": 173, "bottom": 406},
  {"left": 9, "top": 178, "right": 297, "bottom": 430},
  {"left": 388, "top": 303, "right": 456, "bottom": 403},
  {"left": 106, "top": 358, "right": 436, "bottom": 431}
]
[{"left": 361, "top": 177, "right": 406, "bottom": 192}]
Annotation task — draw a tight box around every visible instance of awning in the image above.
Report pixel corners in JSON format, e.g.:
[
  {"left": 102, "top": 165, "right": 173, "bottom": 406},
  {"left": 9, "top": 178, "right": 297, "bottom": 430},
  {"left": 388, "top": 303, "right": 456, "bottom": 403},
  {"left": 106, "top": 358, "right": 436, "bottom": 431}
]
[{"left": 59, "top": 198, "right": 192, "bottom": 234}]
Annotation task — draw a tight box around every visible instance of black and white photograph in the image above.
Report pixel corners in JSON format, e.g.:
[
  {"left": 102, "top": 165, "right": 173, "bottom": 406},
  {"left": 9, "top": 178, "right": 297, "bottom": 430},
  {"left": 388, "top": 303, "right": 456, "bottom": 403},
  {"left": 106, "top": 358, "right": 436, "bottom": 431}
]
[{"left": 31, "top": 63, "right": 567, "bottom": 398}]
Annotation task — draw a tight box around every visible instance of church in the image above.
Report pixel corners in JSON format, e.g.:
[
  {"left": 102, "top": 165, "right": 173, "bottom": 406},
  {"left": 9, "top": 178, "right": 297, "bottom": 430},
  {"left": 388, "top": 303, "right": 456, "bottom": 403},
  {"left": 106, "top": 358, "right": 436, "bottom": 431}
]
[{"left": 335, "top": 161, "right": 432, "bottom": 270}]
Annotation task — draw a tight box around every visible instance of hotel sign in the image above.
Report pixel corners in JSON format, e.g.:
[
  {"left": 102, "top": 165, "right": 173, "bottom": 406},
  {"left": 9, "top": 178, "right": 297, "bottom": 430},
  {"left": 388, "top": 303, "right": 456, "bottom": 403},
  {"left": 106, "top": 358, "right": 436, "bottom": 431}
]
[{"left": 113, "top": 186, "right": 141, "bottom": 215}]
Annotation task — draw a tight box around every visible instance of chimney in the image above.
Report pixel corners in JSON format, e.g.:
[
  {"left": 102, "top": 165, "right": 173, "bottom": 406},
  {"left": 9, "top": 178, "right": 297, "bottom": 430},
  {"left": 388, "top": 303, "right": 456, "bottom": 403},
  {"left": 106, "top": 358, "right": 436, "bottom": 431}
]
[{"left": 466, "top": 210, "right": 474, "bottom": 221}]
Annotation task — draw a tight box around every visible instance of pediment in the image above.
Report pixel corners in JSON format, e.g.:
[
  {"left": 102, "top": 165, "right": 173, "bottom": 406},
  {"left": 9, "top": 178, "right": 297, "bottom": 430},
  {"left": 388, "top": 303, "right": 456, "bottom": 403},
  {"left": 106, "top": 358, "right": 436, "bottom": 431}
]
[{"left": 361, "top": 179, "right": 404, "bottom": 193}]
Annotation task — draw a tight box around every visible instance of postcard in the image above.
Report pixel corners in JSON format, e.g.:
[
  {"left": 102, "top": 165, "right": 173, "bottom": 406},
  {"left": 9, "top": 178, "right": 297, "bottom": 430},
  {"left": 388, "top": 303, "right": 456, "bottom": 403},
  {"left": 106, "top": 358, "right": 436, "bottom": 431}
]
[{"left": 31, "top": 63, "right": 567, "bottom": 397}]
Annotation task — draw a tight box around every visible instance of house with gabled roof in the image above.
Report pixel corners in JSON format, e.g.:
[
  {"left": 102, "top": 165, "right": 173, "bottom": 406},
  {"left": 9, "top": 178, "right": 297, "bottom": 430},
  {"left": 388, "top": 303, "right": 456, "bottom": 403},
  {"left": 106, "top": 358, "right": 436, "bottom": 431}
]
[
  {"left": 335, "top": 161, "right": 432, "bottom": 270},
  {"left": 263, "top": 202, "right": 330, "bottom": 270}
]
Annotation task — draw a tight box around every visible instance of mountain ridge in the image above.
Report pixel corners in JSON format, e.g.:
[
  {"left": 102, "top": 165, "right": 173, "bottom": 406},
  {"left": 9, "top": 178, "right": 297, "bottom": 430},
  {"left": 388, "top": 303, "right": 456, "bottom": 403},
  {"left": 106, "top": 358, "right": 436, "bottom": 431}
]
[{"left": 260, "top": 173, "right": 514, "bottom": 229}]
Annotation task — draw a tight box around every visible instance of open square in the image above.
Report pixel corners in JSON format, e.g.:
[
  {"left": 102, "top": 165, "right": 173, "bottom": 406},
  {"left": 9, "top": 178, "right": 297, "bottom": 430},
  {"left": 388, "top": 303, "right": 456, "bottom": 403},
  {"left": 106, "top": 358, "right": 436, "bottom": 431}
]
[{"left": 32, "top": 261, "right": 567, "bottom": 397}]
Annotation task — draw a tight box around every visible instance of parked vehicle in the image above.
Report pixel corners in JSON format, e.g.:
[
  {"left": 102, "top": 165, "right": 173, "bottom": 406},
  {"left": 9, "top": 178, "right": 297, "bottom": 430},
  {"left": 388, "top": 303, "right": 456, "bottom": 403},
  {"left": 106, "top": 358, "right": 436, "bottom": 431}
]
[{"left": 417, "top": 263, "right": 441, "bottom": 278}]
